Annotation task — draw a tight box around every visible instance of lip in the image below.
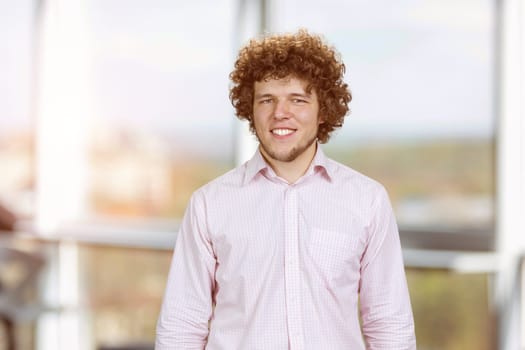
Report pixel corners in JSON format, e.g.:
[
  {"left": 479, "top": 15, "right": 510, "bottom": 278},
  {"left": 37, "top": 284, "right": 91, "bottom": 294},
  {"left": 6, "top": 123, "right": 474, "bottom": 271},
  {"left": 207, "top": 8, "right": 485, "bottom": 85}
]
[{"left": 270, "top": 128, "right": 297, "bottom": 139}]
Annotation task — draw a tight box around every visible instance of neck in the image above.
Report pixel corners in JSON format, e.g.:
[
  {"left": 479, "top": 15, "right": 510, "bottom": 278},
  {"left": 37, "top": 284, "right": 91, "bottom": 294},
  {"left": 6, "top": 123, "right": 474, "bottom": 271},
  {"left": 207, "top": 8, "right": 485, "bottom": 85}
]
[{"left": 260, "top": 143, "right": 317, "bottom": 184}]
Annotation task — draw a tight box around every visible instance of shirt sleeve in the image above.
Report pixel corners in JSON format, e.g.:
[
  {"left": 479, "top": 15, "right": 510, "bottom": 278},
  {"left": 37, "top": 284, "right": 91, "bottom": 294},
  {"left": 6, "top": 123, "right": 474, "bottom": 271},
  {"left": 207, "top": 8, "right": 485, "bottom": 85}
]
[
  {"left": 156, "top": 190, "right": 217, "bottom": 350},
  {"left": 359, "top": 186, "right": 417, "bottom": 350}
]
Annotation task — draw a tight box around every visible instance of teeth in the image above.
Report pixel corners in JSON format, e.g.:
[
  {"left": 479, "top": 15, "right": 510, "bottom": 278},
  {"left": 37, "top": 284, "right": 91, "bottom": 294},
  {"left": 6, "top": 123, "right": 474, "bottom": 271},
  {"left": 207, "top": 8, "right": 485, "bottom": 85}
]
[{"left": 272, "top": 129, "right": 294, "bottom": 136}]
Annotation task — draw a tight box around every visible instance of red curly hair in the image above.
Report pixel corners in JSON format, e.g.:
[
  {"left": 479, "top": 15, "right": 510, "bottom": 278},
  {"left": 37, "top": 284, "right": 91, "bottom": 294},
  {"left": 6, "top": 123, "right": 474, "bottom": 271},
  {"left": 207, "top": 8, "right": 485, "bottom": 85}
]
[{"left": 229, "top": 29, "right": 351, "bottom": 143}]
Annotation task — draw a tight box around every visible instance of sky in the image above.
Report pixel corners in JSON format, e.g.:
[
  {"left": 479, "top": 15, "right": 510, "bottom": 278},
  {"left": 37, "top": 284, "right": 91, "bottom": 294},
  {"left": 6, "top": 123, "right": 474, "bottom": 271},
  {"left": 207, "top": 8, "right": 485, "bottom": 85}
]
[{"left": 0, "top": 0, "right": 495, "bottom": 146}]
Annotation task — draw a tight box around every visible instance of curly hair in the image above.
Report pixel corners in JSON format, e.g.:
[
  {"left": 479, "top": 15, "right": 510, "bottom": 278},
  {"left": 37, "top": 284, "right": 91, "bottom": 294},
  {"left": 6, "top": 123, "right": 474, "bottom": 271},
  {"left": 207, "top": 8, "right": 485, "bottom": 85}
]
[{"left": 229, "top": 29, "right": 351, "bottom": 143}]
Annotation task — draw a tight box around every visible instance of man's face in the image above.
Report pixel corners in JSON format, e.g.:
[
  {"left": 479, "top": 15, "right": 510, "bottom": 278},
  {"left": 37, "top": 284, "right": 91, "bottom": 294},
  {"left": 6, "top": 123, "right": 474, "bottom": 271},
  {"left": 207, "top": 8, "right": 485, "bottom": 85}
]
[{"left": 252, "top": 76, "right": 322, "bottom": 164}]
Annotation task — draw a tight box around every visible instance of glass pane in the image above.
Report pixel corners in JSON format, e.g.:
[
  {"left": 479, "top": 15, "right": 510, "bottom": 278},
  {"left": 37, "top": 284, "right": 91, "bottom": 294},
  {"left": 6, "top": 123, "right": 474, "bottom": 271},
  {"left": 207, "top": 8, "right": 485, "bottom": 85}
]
[
  {"left": 407, "top": 268, "right": 496, "bottom": 349},
  {"left": 0, "top": 0, "right": 35, "bottom": 221},
  {"left": 273, "top": 0, "right": 495, "bottom": 231},
  {"left": 86, "top": 0, "right": 236, "bottom": 219},
  {"left": 79, "top": 245, "right": 172, "bottom": 347}
]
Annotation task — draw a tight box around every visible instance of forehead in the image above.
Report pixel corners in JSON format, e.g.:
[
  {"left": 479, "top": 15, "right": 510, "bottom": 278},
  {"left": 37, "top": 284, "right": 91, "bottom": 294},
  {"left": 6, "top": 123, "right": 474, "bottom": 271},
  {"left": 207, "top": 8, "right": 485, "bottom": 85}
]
[{"left": 254, "top": 76, "right": 313, "bottom": 94}]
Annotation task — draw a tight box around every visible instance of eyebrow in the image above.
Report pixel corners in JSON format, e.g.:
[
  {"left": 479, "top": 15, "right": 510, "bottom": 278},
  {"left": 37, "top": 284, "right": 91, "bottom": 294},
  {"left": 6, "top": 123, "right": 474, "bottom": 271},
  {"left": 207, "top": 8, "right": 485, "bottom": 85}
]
[{"left": 254, "top": 92, "right": 312, "bottom": 99}]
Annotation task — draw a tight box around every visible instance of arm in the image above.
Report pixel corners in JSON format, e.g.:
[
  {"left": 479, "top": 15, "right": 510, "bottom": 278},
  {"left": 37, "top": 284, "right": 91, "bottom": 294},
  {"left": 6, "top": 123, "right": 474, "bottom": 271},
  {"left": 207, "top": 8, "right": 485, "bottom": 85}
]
[
  {"left": 359, "top": 186, "right": 416, "bottom": 350},
  {"left": 156, "top": 191, "right": 216, "bottom": 350}
]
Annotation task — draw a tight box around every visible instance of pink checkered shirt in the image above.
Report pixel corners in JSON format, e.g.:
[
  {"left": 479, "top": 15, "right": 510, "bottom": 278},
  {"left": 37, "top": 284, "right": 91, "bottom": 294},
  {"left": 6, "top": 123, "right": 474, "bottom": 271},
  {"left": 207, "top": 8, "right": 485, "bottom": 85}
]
[{"left": 156, "top": 146, "right": 416, "bottom": 349}]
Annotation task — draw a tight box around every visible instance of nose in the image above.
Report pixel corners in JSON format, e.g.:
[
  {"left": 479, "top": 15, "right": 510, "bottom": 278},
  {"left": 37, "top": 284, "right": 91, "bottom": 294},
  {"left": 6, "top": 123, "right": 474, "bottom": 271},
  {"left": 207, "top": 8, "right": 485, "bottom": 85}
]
[{"left": 273, "top": 101, "right": 290, "bottom": 119}]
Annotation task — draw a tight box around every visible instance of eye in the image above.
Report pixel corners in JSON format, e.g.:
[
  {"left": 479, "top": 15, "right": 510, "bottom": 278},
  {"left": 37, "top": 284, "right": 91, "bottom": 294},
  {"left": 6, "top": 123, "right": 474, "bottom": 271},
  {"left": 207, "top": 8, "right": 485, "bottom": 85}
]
[
  {"left": 292, "top": 98, "right": 307, "bottom": 104},
  {"left": 259, "top": 98, "right": 273, "bottom": 104}
]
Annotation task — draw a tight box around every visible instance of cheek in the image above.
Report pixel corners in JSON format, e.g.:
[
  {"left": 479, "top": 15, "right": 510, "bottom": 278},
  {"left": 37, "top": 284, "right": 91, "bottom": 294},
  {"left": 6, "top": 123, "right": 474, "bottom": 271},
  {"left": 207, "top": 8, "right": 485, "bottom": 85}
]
[
  {"left": 252, "top": 114, "right": 265, "bottom": 131},
  {"left": 253, "top": 106, "right": 270, "bottom": 122}
]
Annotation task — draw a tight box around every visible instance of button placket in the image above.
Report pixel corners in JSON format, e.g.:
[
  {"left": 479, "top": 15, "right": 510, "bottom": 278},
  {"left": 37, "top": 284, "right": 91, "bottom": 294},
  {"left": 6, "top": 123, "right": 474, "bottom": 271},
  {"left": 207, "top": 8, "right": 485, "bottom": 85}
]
[{"left": 284, "top": 187, "right": 304, "bottom": 350}]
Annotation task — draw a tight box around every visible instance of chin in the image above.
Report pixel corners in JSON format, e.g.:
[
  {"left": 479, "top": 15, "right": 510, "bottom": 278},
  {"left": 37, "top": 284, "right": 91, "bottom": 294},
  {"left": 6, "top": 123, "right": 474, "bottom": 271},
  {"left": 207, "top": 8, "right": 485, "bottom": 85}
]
[{"left": 268, "top": 148, "right": 300, "bottom": 162}]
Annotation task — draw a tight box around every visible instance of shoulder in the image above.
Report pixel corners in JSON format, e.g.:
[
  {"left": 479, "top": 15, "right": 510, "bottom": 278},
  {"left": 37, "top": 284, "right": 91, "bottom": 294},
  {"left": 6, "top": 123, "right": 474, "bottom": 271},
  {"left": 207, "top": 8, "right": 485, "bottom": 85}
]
[
  {"left": 326, "top": 157, "right": 387, "bottom": 197},
  {"left": 323, "top": 157, "right": 393, "bottom": 216},
  {"left": 192, "top": 162, "right": 248, "bottom": 201}
]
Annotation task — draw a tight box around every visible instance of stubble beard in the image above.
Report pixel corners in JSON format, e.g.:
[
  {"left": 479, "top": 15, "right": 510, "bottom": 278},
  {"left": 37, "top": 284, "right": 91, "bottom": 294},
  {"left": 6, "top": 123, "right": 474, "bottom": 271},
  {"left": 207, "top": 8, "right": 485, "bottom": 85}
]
[{"left": 258, "top": 132, "right": 318, "bottom": 163}]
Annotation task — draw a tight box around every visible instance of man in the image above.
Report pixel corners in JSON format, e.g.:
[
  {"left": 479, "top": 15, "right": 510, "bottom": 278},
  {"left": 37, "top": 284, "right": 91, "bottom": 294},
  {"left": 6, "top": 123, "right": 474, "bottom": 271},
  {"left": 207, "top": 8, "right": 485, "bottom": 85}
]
[{"left": 156, "top": 29, "right": 416, "bottom": 349}]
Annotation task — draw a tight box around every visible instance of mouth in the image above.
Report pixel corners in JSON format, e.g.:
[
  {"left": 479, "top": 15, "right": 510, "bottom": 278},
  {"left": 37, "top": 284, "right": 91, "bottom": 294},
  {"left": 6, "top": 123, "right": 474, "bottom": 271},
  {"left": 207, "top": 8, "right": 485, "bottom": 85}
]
[{"left": 271, "top": 128, "right": 296, "bottom": 136}]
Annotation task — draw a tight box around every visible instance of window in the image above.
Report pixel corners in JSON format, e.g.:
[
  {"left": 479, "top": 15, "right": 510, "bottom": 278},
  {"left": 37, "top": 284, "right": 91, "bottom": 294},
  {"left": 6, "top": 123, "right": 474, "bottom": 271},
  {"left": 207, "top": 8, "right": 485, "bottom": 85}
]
[
  {"left": 86, "top": 0, "right": 236, "bottom": 220},
  {"left": 75, "top": 1, "right": 237, "bottom": 347},
  {"left": 272, "top": 1, "right": 497, "bottom": 348},
  {"left": 407, "top": 268, "right": 496, "bottom": 349},
  {"left": 79, "top": 245, "right": 172, "bottom": 347}
]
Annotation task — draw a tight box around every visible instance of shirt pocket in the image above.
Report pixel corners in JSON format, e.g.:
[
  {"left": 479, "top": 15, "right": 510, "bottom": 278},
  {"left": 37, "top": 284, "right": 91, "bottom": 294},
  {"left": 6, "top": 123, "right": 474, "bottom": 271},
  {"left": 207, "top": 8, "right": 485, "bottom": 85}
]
[{"left": 307, "top": 227, "right": 359, "bottom": 282}]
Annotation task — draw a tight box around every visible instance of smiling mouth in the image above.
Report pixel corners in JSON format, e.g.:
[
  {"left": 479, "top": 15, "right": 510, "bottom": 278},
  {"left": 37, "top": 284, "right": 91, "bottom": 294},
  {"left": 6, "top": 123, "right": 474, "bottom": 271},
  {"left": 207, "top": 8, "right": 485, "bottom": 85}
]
[{"left": 271, "top": 128, "right": 296, "bottom": 136}]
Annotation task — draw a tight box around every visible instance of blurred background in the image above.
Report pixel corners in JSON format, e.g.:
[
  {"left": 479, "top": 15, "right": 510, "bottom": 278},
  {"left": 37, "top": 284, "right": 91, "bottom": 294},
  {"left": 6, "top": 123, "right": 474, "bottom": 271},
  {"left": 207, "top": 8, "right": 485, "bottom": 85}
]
[{"left": 0, "top": 0, "right": 523, "bottom": 349}]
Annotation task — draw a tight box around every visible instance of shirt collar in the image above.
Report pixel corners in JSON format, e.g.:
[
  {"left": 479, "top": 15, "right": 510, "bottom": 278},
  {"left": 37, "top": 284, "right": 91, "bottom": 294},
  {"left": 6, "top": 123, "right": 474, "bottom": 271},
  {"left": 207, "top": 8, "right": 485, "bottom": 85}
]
[
  {"left": 309, "top": 145, "right": 334, "bottom": 181},
  {"left": 243, "top": 143, "right": 335, "bottom": 185},
  {"left": 243, "top": 149, "right": 269, "bottom": 185}
]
